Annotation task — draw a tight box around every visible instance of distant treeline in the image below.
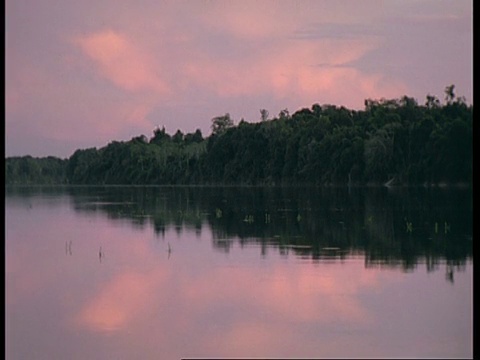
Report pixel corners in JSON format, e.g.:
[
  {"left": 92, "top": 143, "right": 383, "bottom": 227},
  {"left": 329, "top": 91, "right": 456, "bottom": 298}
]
[{"left": 5, "top": 86, "right": 473, "bottom": 186}]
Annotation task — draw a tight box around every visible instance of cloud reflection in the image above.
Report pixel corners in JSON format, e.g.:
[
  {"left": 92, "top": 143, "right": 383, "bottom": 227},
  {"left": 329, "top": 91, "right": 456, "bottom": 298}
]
[
  {"left": 6, "top": 190, "right": 472, "bottom": 358},
  {"left": 75, "top": 229, "right": 398, "bottom": 346},
  {"left": 76, "top": 270, "right": 168, "bottom": 332}
]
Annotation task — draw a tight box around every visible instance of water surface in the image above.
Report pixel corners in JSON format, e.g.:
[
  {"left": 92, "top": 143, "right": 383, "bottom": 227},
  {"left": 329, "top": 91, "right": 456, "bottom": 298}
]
[{"left": 5, "top": 186, "right": 473, "bottom": 359}]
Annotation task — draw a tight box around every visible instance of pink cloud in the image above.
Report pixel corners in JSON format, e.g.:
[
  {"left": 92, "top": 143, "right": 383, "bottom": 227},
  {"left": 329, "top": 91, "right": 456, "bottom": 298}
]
[
  {"left": 69, "top": 227, "right": 395, "bottom": 339},
  {"left": 198, "top": 1, "right": 297, "bottom": 40},
  {"left": 6, "top": 0, "right": 471, "bottom": 158},
  {"left": 8, "top": 5, "right": 406, "bottom": 152},
  {"left": 75, "top": 267, "right": 170, "bottom": 332},
  {"left": 6, "top": 51, "right": 159, "bottom": 149},
  {"left": 172, "top": 259, "right": 405, "bottom": 356},
  {"left": 74, "top": 29, "right": 170, "bottom": 95},
  {"left": 68, "top": 3, "right": 399, "bottom": 110},
  {"left": 27, "top": 222, "right": 403, "bottom": 355},
  {"left": 212, "top": 320, "right": 287, "bottom": 356},
  {"left": 180, "top": 262, "right": 382, "bottom": 325},
  {"left": 76, "top": 272, "right": 150, "bottom": 331},
  {"left": 183, "top": 36, "right": 407, "bottom": 108},
  {"left": 199, "top": 1, "right": 385, "bottom": 41}
]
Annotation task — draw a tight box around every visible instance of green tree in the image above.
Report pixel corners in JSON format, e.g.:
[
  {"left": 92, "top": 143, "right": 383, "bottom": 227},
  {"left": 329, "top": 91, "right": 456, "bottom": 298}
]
[
  {"left": 211, "top": 113, "right": 234, "bottom": 135},
  {"left": 7, "top": 86, "right": 471, "bottom": 187}
]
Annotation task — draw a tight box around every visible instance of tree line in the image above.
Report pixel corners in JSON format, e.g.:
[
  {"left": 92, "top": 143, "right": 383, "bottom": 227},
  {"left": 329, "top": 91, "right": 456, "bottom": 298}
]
[{"left": 5, "top": 86, "right": 472, "bottom": 186}]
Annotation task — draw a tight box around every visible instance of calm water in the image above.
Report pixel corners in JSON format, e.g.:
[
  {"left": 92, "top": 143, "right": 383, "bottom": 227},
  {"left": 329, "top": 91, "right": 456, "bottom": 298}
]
[{"left": 5, "top": 185, "right": 473, "bottom": 359}]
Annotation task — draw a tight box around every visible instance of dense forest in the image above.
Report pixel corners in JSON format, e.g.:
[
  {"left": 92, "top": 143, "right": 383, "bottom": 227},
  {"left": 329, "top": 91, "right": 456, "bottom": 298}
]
[{"left": 5, "top": 86, "right": 473, "bottom": 186}]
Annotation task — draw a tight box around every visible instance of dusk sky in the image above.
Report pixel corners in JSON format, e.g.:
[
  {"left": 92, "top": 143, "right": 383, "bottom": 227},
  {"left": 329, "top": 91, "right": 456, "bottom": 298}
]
[{"left": 5, "top": 0, "right": 473, "bottom": 159}]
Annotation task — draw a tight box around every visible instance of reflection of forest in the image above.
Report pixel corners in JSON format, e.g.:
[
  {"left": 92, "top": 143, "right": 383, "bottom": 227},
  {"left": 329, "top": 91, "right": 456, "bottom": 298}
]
[{"left": 7, "top": 185, "right": 472, "bottom": 279}]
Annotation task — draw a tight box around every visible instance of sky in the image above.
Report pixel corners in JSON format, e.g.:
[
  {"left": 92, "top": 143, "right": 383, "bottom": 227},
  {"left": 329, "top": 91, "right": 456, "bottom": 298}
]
[{"left": 5, "top": 0, "right": 473, "bottom": 159}]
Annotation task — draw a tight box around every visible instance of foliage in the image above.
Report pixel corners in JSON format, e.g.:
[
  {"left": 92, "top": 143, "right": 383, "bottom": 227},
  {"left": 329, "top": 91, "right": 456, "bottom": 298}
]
[
  {"left": 5, "top": 87, "right": 472, "bottom": 186},
  {"left": 5, "top": 156, "right": 68, "bottom": 184},
  {"left": 59, "top": 185, "right": 471, "bottom": 269},
  {"left": 211, "top": 113, "right": 234, "bottom": 135}
]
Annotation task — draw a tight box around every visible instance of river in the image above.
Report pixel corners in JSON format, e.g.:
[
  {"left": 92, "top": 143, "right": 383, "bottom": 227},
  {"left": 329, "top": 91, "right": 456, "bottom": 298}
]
[{"left": 5, "top": 185, "right": 473, "bottom": 359}]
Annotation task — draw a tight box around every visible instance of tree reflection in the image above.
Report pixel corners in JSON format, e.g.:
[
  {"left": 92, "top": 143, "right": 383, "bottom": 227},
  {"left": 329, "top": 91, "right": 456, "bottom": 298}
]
[{"left": 7, "top": 185, "right": 472, "bottom": 281}]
